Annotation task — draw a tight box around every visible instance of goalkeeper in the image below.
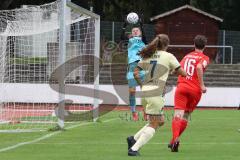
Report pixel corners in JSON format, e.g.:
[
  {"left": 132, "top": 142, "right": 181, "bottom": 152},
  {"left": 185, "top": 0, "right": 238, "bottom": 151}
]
[{"left": 120, "top": 15, "right": 147, "bottom": 121}]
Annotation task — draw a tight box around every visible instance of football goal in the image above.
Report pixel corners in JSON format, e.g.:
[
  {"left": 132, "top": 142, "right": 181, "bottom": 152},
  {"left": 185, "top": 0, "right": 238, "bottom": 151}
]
[{"left": 0, "top": 0, "right": 100, "bottom": 132}]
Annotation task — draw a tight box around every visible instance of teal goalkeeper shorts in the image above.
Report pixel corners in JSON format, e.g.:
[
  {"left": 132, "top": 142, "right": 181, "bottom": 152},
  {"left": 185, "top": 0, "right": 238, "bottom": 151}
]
[{"left": 126, "top": 61, "right": 145, "bottom": 87}]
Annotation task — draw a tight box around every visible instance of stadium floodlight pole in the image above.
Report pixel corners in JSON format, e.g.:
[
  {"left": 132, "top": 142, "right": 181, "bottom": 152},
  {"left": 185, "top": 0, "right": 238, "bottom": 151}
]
[
  {"left": 169, "top": 45, "right": 233, "bottom": 64},
  {"left": 67, "top": 0, "right": 100, "bottom": 122},
  {"left": 58, "top": 0, "right": 67, "bottom": 128}
]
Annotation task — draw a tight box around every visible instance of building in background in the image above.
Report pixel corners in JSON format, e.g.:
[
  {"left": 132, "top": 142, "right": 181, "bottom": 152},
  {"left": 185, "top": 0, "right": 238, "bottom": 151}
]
[{"left": 151, "top": 5, "right": 223, "bottom": 61}]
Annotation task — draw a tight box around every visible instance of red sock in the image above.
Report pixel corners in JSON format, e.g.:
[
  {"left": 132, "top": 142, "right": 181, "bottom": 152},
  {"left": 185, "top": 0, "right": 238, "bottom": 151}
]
[
  {"left": 171, "top": 117, "right": 181, "bottom": 144},
  {"left": 179, "top": 119, "right": 188, "bottom": 136}
]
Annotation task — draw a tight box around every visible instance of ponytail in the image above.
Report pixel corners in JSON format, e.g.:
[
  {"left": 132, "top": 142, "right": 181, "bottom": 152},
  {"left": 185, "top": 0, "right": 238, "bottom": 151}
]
[{"left": 139, "top": 34, "right": 169, "bottom": 58}]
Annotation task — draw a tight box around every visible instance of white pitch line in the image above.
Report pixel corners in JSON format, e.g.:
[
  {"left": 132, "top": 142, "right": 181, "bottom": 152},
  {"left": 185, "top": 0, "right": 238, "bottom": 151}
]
[
  {"left": 0, "top": 118, "right": 118, "bottom": 153},
  {"left": 0, "top": 132, "right": 60, "bottom": 153}
]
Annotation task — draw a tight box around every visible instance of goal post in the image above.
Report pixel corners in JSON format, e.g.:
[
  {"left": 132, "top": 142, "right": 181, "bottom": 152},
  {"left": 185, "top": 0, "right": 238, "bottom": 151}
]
[
  {"left": 0, "top": 0, "right": 100, "bottom": 132},
  {"left": 66, "top": 0, "right": 100, "bottom": 122},
  {"left": 57, "top": 0, "right": 67, "bottom": 129}
]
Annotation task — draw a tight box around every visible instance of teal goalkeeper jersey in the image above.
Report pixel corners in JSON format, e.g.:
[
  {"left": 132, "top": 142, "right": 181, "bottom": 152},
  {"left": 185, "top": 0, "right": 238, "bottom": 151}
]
[{"left": 128, "top": 36, "right": 145, "bottom": 64}]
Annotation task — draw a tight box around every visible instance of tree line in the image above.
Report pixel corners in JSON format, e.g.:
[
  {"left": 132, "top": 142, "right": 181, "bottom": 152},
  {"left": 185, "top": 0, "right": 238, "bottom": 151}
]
[{"left": 1, "top": 0, "right": 239, "bottom": 30}]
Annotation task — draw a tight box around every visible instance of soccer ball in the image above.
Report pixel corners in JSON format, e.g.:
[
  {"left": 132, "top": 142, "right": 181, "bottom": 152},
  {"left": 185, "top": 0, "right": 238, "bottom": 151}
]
[{"left": 127, "top": 12, "right": 139, "bottom": 24}]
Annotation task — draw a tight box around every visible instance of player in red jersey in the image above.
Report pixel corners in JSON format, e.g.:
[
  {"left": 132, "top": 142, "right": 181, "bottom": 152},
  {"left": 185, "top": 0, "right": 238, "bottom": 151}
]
[{"left": 169, "top": 35, "right": 210, "bottom": 152}]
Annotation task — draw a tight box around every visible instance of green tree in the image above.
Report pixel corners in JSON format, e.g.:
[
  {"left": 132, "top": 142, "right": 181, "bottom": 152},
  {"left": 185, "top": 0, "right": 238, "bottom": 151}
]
[
  {"left": 0, "top": 0, "right": 15, "bottom": 10},
  {"left": 189, "top": 0, "right": 240, "bottom": 30},
  {"left": 1, "top": 0, "right": 240, "bottom": 30}
]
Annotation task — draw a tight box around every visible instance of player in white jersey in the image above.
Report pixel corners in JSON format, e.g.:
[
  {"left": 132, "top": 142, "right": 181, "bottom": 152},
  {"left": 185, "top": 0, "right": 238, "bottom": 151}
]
[{"left": 127, "top": 34, "right": 187, "bottom": 156}]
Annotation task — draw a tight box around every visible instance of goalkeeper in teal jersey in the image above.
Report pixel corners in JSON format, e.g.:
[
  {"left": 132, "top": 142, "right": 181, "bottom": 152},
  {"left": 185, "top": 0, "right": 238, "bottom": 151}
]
[{"left": 121, "top": 18, "right": 147, "bottom": 121}]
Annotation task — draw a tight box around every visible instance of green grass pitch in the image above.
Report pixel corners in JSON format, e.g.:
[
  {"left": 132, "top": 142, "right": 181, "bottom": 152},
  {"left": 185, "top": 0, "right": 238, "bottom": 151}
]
[{"left": 0, "top": 109, "right": 239, "bottom": 160}]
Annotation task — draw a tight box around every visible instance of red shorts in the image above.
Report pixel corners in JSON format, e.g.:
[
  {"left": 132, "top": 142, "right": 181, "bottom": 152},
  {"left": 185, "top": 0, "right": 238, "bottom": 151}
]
[{"left": 174, "top": 86, "right": 202, "bottom": 112}]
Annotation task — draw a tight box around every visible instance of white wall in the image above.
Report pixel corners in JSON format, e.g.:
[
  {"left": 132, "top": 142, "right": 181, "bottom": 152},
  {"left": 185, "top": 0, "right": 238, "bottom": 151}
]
[{"left": 0, "top": 84, "right": 239, "bottom": 107}]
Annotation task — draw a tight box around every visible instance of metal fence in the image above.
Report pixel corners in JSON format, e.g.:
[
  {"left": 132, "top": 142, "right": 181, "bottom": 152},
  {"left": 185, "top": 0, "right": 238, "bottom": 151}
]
[
  {"left": 100, "top": 21, "right": 155, "bottom": 43},
  {"left": 218, "top": 30, "right": 240, "bottom": 64},
  {"left": 101, "top": 21, "right": 240, "bottom": 64}
]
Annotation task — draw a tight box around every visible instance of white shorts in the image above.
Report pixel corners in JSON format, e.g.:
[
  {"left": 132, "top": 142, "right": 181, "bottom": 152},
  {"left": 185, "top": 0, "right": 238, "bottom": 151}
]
[{"left": 142, "top": 96, "right": 164, "bottom": 115}]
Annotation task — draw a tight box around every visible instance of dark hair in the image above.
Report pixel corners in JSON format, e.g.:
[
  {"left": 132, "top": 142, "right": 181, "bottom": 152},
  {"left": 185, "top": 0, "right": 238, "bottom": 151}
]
[
  {"left": 131, "top": 27, "right": 142, "bottom": 33},
  {"left": 139, "top": 34, "right": 169, "bottom": 58},
  {"left": 194, "top": 35, "right": 207, "bottom": 50},
  {"left": 132, "top": 27, "right": 141, "bottom": 30}
]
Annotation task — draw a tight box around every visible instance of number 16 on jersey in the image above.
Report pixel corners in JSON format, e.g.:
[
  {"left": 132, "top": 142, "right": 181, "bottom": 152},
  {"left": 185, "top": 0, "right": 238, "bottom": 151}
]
[{"left": 183, "top": 58, "right": 196, "bottom": 79}]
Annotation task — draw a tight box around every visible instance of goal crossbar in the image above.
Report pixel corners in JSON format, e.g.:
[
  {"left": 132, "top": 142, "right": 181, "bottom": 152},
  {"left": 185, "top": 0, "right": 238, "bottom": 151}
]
[{"left": 66, "top": 1, "right": 100, "bottom": 19}]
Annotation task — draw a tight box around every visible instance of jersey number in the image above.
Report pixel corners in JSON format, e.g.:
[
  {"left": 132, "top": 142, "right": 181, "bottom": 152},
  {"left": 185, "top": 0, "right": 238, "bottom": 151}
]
[
  {"left": 184, "top": 58, "right": 196, "bottom": 76},
  {"left": 150, "top": 60, "right": 157, "bottom": 79}
]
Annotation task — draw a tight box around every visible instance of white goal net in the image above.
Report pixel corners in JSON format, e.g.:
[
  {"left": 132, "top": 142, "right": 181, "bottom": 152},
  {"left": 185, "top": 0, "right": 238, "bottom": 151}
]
[{"left": 0, "top": 0, "right": 100, "bottom": 132}]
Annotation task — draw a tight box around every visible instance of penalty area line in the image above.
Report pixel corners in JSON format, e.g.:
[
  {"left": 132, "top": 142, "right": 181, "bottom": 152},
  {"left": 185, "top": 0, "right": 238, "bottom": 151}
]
[{"left": 0, "top": 118, "right": 118, "bottom": 153}]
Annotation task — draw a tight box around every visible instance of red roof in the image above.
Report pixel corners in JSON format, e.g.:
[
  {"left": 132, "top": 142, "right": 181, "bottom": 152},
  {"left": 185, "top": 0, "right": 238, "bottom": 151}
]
[{"left": 150, "top": 5, "right": 223, "bottom": 22}]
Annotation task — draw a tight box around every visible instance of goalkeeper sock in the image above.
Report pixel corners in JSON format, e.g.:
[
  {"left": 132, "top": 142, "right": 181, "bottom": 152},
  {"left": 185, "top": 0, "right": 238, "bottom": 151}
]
[
  {"left": 171, "top": 117, "right": 181, "bottom": 144},
  {"left": 133, "top": 123, "right": 149, "bottom": 141},
  {"left": 131, "top": 126, "right": 155, "bottom": 151},
  {"left": 129, "top": 94, "right": 136, "bottom": 112}
]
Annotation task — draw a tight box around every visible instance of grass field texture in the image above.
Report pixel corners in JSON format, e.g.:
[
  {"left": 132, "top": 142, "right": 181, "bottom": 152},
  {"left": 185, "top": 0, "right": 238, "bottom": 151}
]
[{"left": 0, "top": 109, "right": 239, "bottom": 160}]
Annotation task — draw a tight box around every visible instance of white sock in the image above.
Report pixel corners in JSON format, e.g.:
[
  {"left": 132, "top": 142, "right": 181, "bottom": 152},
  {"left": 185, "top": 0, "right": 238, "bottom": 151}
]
[
  {"left": 131, "top": 126, "right": 155, "bottom": 151},
  {"left": 134, "top": 123, "right": 149, "bottom": 141}
]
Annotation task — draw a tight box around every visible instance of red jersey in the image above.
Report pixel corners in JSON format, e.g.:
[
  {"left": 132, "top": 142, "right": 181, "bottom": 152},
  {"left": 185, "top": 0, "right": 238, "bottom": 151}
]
[{"left": 178, "top": 51, "right": 209, "bottom": 92}]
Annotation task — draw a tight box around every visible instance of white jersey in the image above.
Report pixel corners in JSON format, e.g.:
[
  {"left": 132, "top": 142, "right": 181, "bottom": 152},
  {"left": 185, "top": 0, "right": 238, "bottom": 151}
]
[{"left": 138, "top": 51, "right": 180, "bottom": 96}]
